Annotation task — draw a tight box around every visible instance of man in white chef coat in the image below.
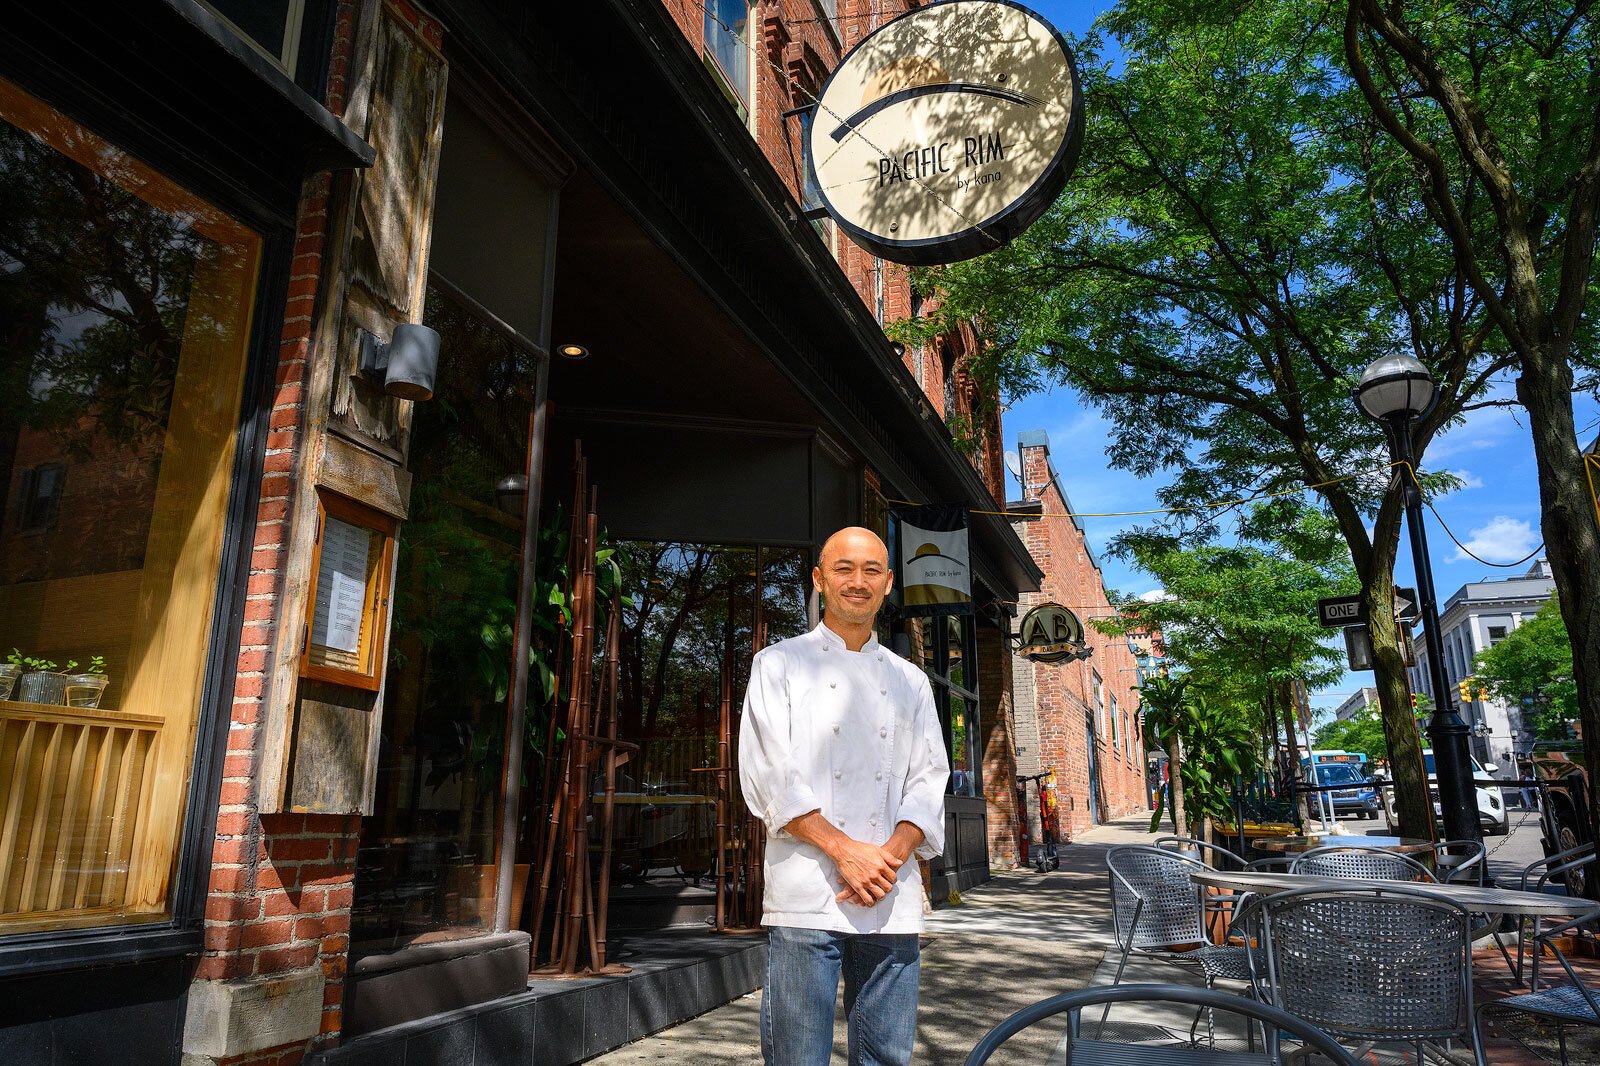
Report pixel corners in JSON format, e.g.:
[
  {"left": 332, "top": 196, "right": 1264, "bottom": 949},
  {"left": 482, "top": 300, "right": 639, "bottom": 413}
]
[{"left": 739, "top": 526, "right": 949, "bottom": 1066}]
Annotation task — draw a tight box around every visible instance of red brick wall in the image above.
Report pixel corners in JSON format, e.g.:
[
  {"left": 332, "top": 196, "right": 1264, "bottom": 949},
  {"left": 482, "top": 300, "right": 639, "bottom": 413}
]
[
  {"left": 192, "top": 6, "right": 451, "bottom": 1064},
  {"left": 1015, "top": 439, "right": 1147, "bottom": 838},
  {"left": 977, "top": 619, "right": 1020, "bottom": 866}
]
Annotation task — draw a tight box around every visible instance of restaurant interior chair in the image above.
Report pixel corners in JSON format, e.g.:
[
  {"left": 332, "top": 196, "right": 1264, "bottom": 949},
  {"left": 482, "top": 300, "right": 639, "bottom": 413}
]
[
  {"left": 1478, "top": 905, "right": 1600, "bottom": 1066},
  {"left": 1511, "top": 844, "right": 1599, "bottom": 987},
  {"left": 1252, "top": 885, "right": 1487, "bottom": 1066},
  {"left": 1289, "top": 844, "right": 1439, "bottom": 883},
  {"left": 960, "top": 982, "right": 1361, "bottom": 1066}
]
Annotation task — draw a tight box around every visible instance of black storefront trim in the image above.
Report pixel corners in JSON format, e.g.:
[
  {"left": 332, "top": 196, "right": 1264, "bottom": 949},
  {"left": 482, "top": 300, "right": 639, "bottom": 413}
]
[{"left": 1, "top": 0, "right": 371, "bottom": 227}]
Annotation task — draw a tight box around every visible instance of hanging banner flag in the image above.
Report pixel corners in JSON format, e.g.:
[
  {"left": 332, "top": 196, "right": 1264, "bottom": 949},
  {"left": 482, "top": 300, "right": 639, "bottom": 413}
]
[
  {"left": 894, "top": 503, "right": 973, "bottom": 615},
  {"left": 808, "top": 0, "right": 1084, "bottom": 265}
]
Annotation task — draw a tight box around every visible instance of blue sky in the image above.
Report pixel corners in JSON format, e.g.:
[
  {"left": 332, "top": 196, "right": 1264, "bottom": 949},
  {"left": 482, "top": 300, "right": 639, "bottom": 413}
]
[{"left": 1000, "top": 0, "right": 1600, "bottom": 716}]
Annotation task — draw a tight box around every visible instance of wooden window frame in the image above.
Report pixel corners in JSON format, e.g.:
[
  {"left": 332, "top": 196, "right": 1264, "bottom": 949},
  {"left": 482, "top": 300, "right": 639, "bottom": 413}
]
[{"left": 299, "top": 491, "right": 396, "bottom": 692}]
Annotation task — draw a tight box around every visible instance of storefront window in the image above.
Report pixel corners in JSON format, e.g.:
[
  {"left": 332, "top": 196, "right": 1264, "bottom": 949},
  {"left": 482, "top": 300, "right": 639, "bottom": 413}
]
[
  {"left": 926, "top": 616, "right": 978, "bottom": 796},
  {"left": 602, "top": 543, "right": 807, "bottom": 905},
  {"left": 0, "top": 78, "right": 261, "bottom": 935},
  {"left": 351, "top": 280, "right": 537, "bottom": 955}
]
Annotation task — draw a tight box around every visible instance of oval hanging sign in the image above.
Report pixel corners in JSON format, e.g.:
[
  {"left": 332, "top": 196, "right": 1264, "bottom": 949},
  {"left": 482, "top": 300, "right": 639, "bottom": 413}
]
[
  {"left": 1018, "top": 602, "right": 1089, "bottom": 663},
  {"left": 808, "top": 0, "right": 1084, "bottom": 265}
]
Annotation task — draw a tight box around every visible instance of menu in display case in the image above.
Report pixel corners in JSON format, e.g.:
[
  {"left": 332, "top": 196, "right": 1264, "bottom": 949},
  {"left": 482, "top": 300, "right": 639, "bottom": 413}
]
[{"left": 302, "top": 492, "right": 396, "bottom": 691}]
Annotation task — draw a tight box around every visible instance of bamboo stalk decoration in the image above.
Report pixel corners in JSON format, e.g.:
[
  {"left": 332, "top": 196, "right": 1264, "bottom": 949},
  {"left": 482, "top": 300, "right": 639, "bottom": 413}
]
[{"left": 530, "top": 452, "right": 634, "bottom": 977}]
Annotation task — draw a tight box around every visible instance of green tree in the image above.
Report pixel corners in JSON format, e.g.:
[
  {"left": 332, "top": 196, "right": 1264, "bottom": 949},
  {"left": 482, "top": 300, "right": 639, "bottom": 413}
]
[
  {"left": 912, "top": 2, "right": 1517, "bottom": 837},
  {"left": 1101, "top": 507, "right": 1357, "bottom": 824},
  {"left": 1342, "top": 0, "right": 1600, "bottom": 838},
  {"left": 1139, "top": 674, "right": 1193, "bottom": 837},
  {"left": 1474, "top": 599, "right": 1579, "bottom": 741},
  {"left": 1313, "top": 707, "right": 1390, "bottom": 759}
]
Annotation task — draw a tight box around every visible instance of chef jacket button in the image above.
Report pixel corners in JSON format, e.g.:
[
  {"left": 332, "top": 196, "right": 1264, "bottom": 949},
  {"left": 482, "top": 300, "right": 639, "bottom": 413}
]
[
  {"left": 833, "top": 770, "right": 842, "bottom": 780},
  {"left": 832, "top": 724, "right": 840, "bottom": 734},
  {"left": 830, "top": 681, "right": 837, "bottom": 688},
  {"left": 875, "top": 772, "right": 883, "bottom": 781},
  {"left": 836, "top": 817, "right": 845, "bottom": 826},
  {"left": 879, "top": 727, "right": 887, "bottom": 738},
  {"left": 879, "top": 688, "right": 887, "bottom": 695},
  {"left": 869, "top": 816, "right": 878, "bottom": 826}
]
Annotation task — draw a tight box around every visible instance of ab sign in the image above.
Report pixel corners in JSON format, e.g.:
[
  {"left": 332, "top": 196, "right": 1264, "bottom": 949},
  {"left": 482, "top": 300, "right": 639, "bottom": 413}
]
[{"left": 1017, "top": 602, "right": 1089, "bottom": 663}]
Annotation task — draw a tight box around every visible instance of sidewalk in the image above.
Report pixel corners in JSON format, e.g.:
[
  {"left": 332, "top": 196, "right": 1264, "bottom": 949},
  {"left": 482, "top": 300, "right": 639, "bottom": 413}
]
[{"left": 589, "top": 814, "right": 1143, "bottom": 1065}]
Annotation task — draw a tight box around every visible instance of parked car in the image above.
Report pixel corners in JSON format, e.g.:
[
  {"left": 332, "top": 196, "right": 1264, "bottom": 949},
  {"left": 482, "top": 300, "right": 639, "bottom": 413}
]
[
  {"left": 1420, "top": 749, "right": 1508, "bottom": 836},
  {"left": 1311, "top": 761, "right": 1381, "bottom": 820}
]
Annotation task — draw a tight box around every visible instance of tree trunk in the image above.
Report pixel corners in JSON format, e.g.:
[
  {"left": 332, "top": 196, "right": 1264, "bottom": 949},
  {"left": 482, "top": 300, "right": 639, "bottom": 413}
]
[
  {"left": 1516, "top": 355, "right": 1600, "bottom": 845},
  {"left": 1166, "top": 734, "right": 1189, "bottom": 839},
  {"left": 1365, "top": 580, "right": 1435, "bottom": 839},
  {"left": 1278, "top": 685, "right": 1311, "bottom": 827}
]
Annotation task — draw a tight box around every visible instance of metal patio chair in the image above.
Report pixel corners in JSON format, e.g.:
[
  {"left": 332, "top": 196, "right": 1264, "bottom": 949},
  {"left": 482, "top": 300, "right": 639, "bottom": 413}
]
[
  {"left": 1510, "top": 843, "right": 1599, "bottom": 988},
  {"left": 961, "top": 982, "right": 1361, "bottom": 1066},
  {"left": 1154, "top": 836, "right": 1250, "bottom": 940},
  {"left": 1478, "top": 905, "right": 1600, "bottom": 1066},
  {"left": 1105, "top": 844, "right": 1263, "bottom": 1046},
  {"left": 1433, "top": 838, "right": 1487, "bottom": 886},
  {"left": 1289, "top": 844, "right": 1439, "bottom": 883},
  {"left": 1250, "top": 885, "right": 1487, "bottom": 1065}
]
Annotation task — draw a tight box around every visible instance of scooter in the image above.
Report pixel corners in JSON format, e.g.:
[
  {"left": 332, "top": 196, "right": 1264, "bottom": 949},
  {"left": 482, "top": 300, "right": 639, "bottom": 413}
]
[{"left": 1016, "top": 769, "right": 1062, "bottom": 872}]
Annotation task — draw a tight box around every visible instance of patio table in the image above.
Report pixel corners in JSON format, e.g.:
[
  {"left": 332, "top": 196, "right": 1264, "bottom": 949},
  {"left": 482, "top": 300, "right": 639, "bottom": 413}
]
[
  {"left": 1192, "top": 867, "right": 1581, "bottom": 917},
  {"left": 1251, "top": 834, "right": 1435, "bottom": 857}
]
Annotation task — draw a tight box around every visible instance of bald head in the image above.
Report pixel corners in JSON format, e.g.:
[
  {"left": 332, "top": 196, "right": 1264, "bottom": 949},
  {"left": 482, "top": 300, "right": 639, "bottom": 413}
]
[
  {"left": 815, "top": 527, "right": 893, "bottom": 634},
  {"left": 819, "top": 526, "right": 889, "bottom": 568}
]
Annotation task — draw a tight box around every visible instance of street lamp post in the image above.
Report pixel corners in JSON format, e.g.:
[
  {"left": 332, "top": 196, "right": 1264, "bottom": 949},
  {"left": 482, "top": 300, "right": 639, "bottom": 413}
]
[{"left": 1355, "top": 355, "right": 1483, "bottom": 846}]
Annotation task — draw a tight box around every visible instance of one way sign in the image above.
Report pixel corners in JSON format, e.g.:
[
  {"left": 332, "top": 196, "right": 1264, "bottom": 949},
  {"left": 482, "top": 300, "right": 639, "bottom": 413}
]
[
  {"left": 1393, "top": 587, "right": 1420, "bottom": 622},
  {"left": 1317, "top": 596, "right": 1364, "bottom": 628}
]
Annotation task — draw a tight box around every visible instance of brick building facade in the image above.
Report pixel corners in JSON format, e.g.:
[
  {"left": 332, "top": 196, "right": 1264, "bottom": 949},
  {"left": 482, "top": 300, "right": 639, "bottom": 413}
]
[{"left": 1010, "top": 431, "right": 1149, "bottom": 842}]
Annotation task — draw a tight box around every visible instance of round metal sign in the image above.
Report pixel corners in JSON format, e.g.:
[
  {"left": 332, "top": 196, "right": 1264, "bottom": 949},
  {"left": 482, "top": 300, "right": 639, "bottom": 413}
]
[
  {"left": 1018, "top": 602, "right": 1088, "bottom": 663},
  {"left": 808, "top": 0, "right": 1084, "bottom": 265}
]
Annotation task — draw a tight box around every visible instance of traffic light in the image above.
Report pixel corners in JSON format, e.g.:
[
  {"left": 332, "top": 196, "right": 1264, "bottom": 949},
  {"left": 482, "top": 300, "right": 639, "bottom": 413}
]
[
  {"left": 1409, "top": 693, "right": 1418, "bottom": 710},
  {"left": 1457, "top": 678, "right": 1476, "bottom": 704}
]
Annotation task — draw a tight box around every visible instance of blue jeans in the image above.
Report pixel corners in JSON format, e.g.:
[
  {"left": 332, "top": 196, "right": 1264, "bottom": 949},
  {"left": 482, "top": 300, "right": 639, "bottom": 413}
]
[{"left": 761, "top": 926, "right": 921, "bottom": 1066}]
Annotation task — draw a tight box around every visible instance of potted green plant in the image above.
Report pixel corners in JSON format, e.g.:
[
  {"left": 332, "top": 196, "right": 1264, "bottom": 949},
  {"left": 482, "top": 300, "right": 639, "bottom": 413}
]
[
  {"left": 10, "top": 651, "right": 110, "bottom": 707},
  {"left": 63, "top": 656, "right": 109, "bottom": 709},
  {"left": 0, "top": 650, "right": 20, "bottom": 701},
  {"left": 14, "top": 651, "right": 67, "bottom": 705}
]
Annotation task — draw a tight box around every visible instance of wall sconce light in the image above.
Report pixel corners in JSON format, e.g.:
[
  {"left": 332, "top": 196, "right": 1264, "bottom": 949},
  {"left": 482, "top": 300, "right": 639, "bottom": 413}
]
[
  {"left": 557, "top": 343, "right": 589, "bottom": 360},
  {"left": 890, "top": 341, "right": 907, "bottom": 359},
  {"left": 494, "top": 474, "right": 528, "bottom": 517},
  {"left": 360, "top": 324, "right": 441, "bottom": 400}
]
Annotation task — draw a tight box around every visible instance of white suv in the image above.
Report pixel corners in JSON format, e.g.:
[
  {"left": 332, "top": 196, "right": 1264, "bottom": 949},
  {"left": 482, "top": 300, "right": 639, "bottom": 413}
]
[{"left": 1422, "top": 749, "right": 1509, "bottom": 836}]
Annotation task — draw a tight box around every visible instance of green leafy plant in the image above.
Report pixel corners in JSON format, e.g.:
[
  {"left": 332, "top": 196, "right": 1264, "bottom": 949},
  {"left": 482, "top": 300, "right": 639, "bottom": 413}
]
[{"left": 9, "top": 649, "right": 60, "bottom": 672}]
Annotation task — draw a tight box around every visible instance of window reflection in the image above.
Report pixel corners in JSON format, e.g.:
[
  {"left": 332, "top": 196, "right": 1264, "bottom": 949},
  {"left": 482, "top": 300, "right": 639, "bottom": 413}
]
[
  {"left": 351, "top": 281, "right": 534, "bottom": 955},
  {"left": 0, "top": 77, "right": 260, "bottom": 935},
  {"left": 600, "top": 543, "right": 806, "bottom": 914}
]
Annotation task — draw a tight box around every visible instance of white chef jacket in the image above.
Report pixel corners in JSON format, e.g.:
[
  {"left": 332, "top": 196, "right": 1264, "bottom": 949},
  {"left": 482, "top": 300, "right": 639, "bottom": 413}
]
[{"left": 738, "top": 622, "right": 948, "bottom": 933}]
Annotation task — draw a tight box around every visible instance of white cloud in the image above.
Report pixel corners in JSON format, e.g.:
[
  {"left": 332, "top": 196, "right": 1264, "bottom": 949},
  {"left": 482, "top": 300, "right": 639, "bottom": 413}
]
[
  {"left": 1450, "top": 515, "right": 1538, "bottom": 563},
  {"left": 1429, "top": 405, "right": 1519, "bottom": 461},
  {"left": 1139, "top": 588, "right": 1169, "bottom": 603},
  {"left": 1447, "top": 470, "right": 1485, "bottom": 490}
]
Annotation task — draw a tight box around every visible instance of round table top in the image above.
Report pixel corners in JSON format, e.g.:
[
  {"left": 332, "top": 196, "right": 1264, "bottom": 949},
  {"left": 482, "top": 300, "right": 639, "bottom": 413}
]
[
  {"left": 1253, "top": 834, "right": 1435, "bottom": 855},
  {"left": 1192, "top": 867, "right": 1593, "bottom": 916}
]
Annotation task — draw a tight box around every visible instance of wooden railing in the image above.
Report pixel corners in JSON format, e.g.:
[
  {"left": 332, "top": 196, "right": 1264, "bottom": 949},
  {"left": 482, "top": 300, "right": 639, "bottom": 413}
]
[{"left": 0, "top": 700, "right": 162, "bottom": 928}]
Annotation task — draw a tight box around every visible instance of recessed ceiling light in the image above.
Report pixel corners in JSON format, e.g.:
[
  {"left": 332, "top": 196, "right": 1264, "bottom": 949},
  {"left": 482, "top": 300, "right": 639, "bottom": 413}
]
[{"left": 558, "top": 343, "right": 589, "bottom": 360}]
